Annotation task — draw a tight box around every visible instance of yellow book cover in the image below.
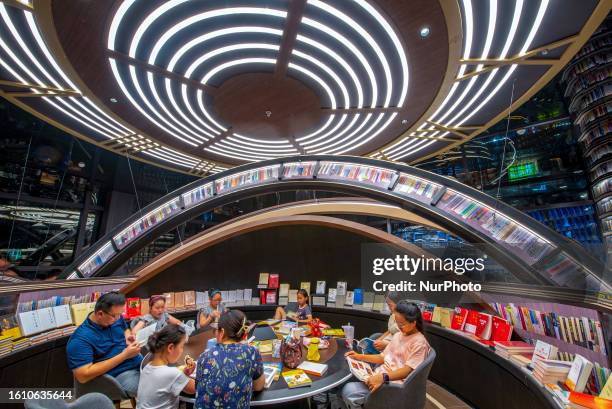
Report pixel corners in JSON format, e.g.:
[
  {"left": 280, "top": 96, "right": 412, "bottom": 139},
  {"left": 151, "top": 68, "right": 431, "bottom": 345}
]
[
  {"left": 322, "top": 328, "right": 344, "bottom": 337},
  {"left": 600, "top": 376, "right": 612, "bottom": 400},
  {"left": 431, "top": 307, "right": 442, "bottom": 324},
  {"left": 282, "top": 369, "right": 312, "bottom": 388},
  {"left": 300, "top": 282, "right": 311, "bottom": 295},
  {"left": 439, "top": 308, "right": 453, "bottom": 328},
  {"left": 259, "top": 273, "right": 269, "bottom": 286},
  {"left": 2, "top": 327, "right": 21, "bottom": 339},
  {"left": 71, "top": 302, "right": 95, "bottom": 326},
  {"left": 141, "top": 299, "right": 150, "bottom": 316}
]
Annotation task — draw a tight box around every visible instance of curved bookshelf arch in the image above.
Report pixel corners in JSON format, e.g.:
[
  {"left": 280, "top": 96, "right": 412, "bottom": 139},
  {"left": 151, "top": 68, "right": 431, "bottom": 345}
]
[{"left": 60, "top": 155, "right": 610, "bottom": 297}]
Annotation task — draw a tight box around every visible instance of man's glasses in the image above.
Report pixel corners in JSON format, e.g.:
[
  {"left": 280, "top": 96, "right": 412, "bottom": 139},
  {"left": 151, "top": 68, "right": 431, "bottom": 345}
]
[{"left": 100, "top": 310, "right": 122, "bottom": 320}]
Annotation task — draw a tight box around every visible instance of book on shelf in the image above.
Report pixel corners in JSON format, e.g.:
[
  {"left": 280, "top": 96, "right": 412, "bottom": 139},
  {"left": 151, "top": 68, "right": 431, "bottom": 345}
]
[
  {"left": 282, "top": 369, "right": 312, "bottom": 388},
  {"left": 195, "top": 292, "right": 208, "bottom": 307},
  {"left": 353, "top": 289, "right": 363, "bottom": 305},
  {"left": 316, "top": 281, "right": 326, "bottom": 295},
  {"left": 288, "top": 290, "right": 298, "bottom": 303},
  {"left": 184, "top": 291, "right": 196, "bottom": 308},
  {"left": 71, "top": 303, "right": 95, "bottom": 326},
  {"left": 372, "top": 294, "right": 385, "bottom": 312},
  {"left": 510, "top": 353, "right": 534, "bottom": 367},
  {"left": 362, "top": 292, "right": 374, "bottom": 310},
  {"left": 335, "top": 295, "right": 346, "bottom": 308},
  {"left": 251, "top": 297, "right": 260, "bottom": 306},
  {"left": 297, "top": 361, "right": 328, "bottom": 377},
  {"left": 52, "top": 305, "right": 73, "bottom": 328},
  {"left": 490, "top": 316, "right": 513, "bottom": 342},
  {"left": 268, "top": 274, "right": 279, "bottom": 289},
  {"left": 431, "top": 307, "right": 442, "bottom": 324},
  {"left": 174, "top": 292, "right": 186, "bottom": 311},
  {"left": 244, "top": 289, "right": 252, "bottom": 301},
  {"left": 566, "top": 355, "right": 595, "bottom": 393},
  {"left": 265, "top": 290, "right": 277, "bottom": 305},
  {"left": 439, "top": 308, "right": 453, "bottom": 329},
  {"left": 601, "top": 375, "right": 612, "bottom": 400},
  {"left": 533, "top": 340, "right": 559, "bottom": 364},
  {"left": 327, "top": 288, "right": 337, "bottom": 303},
  {"left": 279, "top": 283, "right": 290, "bottom": 297},
  {"left": 451, "top": 307, "right": 468, "bottom": 331},
  {"left": 125, "top": 297, "right": 141, "bottom": 318},
  {"left": 236, "top": 290, "right": 244, "bottom": 303},
  {"left": 345, "top": 291, "right": 354, "bottom": 306},
  {"left": 464, "top": 310, "right": 480, "bottom": 335},
  {"left": 258, "top": 273, "right": 269, "bottom": 287},
  {"left": 475, "top": 313, "right": 493, "bottom": 340},
  {"left": 336, "top": 282, "right": 347, "bottom": 296},
  {"left": 300, "top": 282, "right": 311, "bottom": 295},
  {"left": 312, "top": 296, "right": 326, "bottom": 306},
  {"left": 163, "top": 293, "right": 175, "bottom": 310},
  {"left": 278, "top": 297, "right": 289, "bottom": 306}
]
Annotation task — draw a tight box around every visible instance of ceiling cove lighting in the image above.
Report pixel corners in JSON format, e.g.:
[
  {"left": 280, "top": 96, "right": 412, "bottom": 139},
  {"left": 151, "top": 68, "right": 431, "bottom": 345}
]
[{"left": 106, "top": 0, "right": 409, "bottom": 159}]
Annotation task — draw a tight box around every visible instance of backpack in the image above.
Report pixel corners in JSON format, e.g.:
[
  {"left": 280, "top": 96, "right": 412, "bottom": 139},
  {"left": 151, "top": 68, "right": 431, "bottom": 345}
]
[{"left": 280, "top": 337, "right": 302, "bottom": 369}]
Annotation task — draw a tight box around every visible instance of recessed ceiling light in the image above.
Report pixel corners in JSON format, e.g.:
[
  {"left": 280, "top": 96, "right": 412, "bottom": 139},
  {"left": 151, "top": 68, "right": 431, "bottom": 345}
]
[
  {"left": 401, "top": 119, "right": 408, "bottom": 124},
  {"left": 419, "top": 26, "right": 430, "bottom": 38},
  {"left": 110, "top": 97, "right": 118, "bottom": 103}
]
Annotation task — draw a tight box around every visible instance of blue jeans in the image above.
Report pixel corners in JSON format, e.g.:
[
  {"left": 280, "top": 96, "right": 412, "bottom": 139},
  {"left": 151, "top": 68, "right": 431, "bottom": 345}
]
[
  {"left": 342, "top": 382, "right": 370, "bottom": 409},
  {"left": 114, "top": 368, "right": 140, "bottom": 398}
]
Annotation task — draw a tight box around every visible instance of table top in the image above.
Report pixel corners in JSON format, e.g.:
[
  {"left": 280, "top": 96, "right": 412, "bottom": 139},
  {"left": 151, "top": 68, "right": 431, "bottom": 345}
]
[{"left": 178, "top": 326, "right": 353, "bottom": 406}]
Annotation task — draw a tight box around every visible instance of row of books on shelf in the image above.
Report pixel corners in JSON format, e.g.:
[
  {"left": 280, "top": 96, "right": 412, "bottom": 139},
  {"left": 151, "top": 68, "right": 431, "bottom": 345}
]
[
  {"left": 572, "top": 83, "right": 612, "bottom": 114},
  {"left": 282, "top": 161, "right": 316, "bottom": 179},
  {"left": 565, "top": 52, "right": 612, "bottom": 83},
  {"left": 436, "top": 190, "right": 552, "bottom": 263},
  {"left": 215, "top": 165, "right": 280, "bottom": 195},
  {"left": 566, "top": 66, "right": 612, "bottom": 98},
  {"left": 17, "top": 291, "right": 106, "bottom": 313},
  {"left": 78, "top": 242, "right": 116, "bottom": 277},
  {"left": 597, "top": 197, "right": 612, "bottom": 215},
  {"left": 586, "top": 142, "right": 612, "bottom": 167},
  {"left": 0, "top": 325, "right": 77, "bottom": 358},
  {"left": 567, "top": 35, "right": 612, "bottom": 69},
  {"left": 15, "top": 303, "right": 94, "bottom": 337},
  {"left": 580, "top": 104, "right": 612, "bottom": 129},
  {"left": 580, "top": 119, "right": 611, "bottom": 148},
  {"left": 489, "top": 303, "right": 607, "bottom": 356},
  {"left": 317, "top": 161, "right": 395, "bottom": 188},
  {"left": 113, "top": 199, "right": 181, "bottom": 250},
  {"left": 592, "top": 177, "right": 612, "bottom": 199}
]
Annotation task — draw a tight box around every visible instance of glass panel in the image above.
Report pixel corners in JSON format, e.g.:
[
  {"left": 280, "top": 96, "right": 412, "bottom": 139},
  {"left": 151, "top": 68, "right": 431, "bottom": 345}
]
[
  {"left": 113, "top": 198, "right": 181, "bottom": 250},
  {"left": 182, "top": 182, "right": 214, "bottom": 209},
  {"left": 393, "top": 173, "right": 441, "bottom": 204},
  {"left": 77, "top": 241, "right": 115, "bottom": 277},
  {"left": 317, "top": 162, "right": 395, "bottom": 189},
  {"left": 214, "top": 165, "right": 280, "bottom": 195},
  {"left": 282, "top": 161, "right": 316, "bottom": 179}
]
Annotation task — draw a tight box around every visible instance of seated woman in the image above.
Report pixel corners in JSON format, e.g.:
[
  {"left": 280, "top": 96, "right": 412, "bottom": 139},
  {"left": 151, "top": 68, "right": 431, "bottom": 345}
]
[
  {"left": 195, "top": 310, "right": 265, "bottom": 409},
  {"left": 273, "top": 289, "right": 312, "bottom": 324},
  {"left": 197, "top": 289, "right": 227, "bottom": 329},
  {"left": 131, "top": 295, "right": 182, "bottom": 334},
  {"left": 137, "top": 324, "right": 195, "bottom": 409},
  {"left": 365, "top": 291, "right": 401, "bottom": 353},
  {"left": 342, "top": 301, "right": 430, "bottom": 409}
]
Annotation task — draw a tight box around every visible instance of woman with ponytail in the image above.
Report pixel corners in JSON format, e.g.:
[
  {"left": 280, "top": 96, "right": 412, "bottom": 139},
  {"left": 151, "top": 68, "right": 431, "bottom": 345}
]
[
  {"left": 195, "top": 310, "right": 265, "bottom": 409},
  {"left": 341, "top": 301, "right": 430, "bottom": 408},
  {"left": 136, "top": 324, "right": 195, "bottom": 409}
]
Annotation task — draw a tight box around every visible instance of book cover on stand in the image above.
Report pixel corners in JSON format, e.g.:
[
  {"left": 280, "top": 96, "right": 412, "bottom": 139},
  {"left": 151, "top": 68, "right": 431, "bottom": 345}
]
[
  {"left": 327, "top": 288, "right": 337, "bottom": 303},
  {"left": 279, "top": 284, "right": 290, "bottom": 297},
  {"left": 300, "top": 282, "right": 311, "bottom": 294},
  {"left": 337, "top": 281, "right": 347, "bottom": 296},
  {"left": 464, "top": 310, "right": 480, "bottom": 334},
  {"left": 345, "top": 291, "right": 354, "bottom": 306},
  {"left": 451, "top": 307, "right": 469, "bottom": 330},
  {"left": 490, "top": 316, "right": 513, "bottom": 342},
  {"left": 265, "top": 290, "right": 277, "bottom": 305},
  {"left": 353, "top": 289, "right": 363, "bottom": 305},
  {"left": 288, "top": 290, "right": 298, "bottom": 303},
  {"left": 268, "top": 274, "right": 279, "bottom": 289},
  {"left": 476, "top": 313, "right": 493, "bottom": 340},
  {"left": 258, "top": 273, "right": 269, "bottom": 289},
  {"left": 316, "top": 281, "right": 326, "bottom": 295}
]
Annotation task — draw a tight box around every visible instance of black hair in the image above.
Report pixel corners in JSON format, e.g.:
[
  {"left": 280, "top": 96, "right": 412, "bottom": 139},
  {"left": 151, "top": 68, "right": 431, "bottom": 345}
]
[
  {"left": 297, "top": 289, "right": 309, "bottom": 304},
  {"left": 208, "top": 288, "right": 221, "bottom": 298},
  {"left": 94, "top": 291, "right": 126, "bottom": 313},
  {"left": 385, "top": 291, "right": 403, "bottom": 304},
  {"left": 218, "top": 310, "right": 248, "bottom": 341},
  {"left": 147, "top": 324, "right": 186, "bottom": 353},
  {"left": 395, "top": 301, "right": 424, "bottom": 334}
]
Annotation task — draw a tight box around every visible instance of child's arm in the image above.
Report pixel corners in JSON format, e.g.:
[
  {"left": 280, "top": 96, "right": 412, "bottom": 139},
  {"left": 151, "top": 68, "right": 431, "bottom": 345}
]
[{"left": 182, "top": 378, "right": 196, "bottom": 394}]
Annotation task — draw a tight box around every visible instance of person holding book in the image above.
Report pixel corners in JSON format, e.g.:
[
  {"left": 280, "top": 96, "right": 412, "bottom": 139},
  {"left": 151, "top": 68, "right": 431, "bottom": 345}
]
[
  {"left": 136, "top": 324, "right": 195, "bottom": 409},
  {"left": 195, "top": 310, "right": 265, "bottom": 408},
  {"left": 341, "top": 301, "right": 431, "bottom": 408},
  {"left": 197, "top": 289, "right": 227, "bottom": 329},
  {"left": 364, "top": 291, "right": 402, "bottom": 354},
  {"left": 273, "top": 289, "right": 313, "bottom": 324},
  {"left": 66, "top": 291, "right": 143, "bottom": 398},
  {"left": 131, "top": 295, "right": 183, "bottom": 334}
]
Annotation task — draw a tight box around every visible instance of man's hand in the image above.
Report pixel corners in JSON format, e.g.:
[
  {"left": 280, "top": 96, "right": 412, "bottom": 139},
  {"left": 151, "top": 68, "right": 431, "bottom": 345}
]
[
  {"left": 345, "top": 351, "right": 362, "bottom": 360},
  {"left": 366, "top": 373, "right": 384, "bottom": 393},
  {"left": 122, "top": 341, "right": 141, "bottom": 359}
]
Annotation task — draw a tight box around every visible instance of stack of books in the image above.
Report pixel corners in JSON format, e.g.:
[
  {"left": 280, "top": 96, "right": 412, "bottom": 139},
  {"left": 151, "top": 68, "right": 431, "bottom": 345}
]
[
  {"left": 12, "top": 337, "right": 31, "bottom": 352},
  {"left": 0, "top": 335, "right": 12, "bottom": 357},
  {"left": 494, "top": 341, "right": 535, "bottom": 359},
  {"left": 533, "top": 359, "right": 573, "bottom": 384}
]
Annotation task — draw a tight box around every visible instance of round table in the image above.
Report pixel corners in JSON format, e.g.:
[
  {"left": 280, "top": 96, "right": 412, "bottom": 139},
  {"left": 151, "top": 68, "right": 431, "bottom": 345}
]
[{"left": 179, "top": 327, "right": 353, "bottom": 406}]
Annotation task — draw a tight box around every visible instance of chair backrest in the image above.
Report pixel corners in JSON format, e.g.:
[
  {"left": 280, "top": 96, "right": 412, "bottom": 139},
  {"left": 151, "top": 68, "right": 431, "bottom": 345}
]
[
  {"left": 364, "top": 348, "right": 437, "bottom": 409},
  {"left": 73, "top": 374, "right": 128, "bottom": 401},
  {"left": 141, "top": 351, "right": 152, "bottom": 372}
]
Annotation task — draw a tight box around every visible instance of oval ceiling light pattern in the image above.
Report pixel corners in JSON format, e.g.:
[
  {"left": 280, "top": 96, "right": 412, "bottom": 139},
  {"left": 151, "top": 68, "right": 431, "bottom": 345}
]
[
  {"left": 106, "top": 0, "right": 410, "bottom": 162},
  {"left": 0, "top": 0, "right": 605, "bottom": 173}
]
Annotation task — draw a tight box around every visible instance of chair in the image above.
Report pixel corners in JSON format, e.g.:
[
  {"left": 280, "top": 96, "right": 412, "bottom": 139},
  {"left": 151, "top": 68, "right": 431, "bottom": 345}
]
[
  {"left": 74, "top": 375, "right": 135, "bottom": 409},
  {"left": 25, "top": 392, "right": 114, "bottom": 409},
  {"left": 140, "top": 352, "right": 152, "bottom": 372},
  {"left": 363, "top": 349, "right": 436, "bottom": 409}
]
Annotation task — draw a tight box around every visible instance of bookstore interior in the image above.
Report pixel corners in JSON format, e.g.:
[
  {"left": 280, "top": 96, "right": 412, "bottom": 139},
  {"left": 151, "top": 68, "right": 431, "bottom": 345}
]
[{"left": 0, "top": 1, "right": 611, "bottom": 409}]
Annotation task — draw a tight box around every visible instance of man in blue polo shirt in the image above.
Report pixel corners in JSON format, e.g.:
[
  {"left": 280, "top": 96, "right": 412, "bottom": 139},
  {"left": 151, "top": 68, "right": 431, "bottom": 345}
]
[{"left": 67, "top": 291, "right": 142, "bottom": 397}]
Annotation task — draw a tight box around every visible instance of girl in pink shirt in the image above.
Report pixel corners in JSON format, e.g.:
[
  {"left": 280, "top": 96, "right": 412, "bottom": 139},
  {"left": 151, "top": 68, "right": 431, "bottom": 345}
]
[{"left": 342, "top": 301, "right": 430, "bottom": 408}]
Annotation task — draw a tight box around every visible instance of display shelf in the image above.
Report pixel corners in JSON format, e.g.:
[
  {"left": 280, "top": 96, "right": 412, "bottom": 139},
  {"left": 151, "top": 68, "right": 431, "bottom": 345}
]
[
  {"left": 316, "top": 161, "right": 396, "bottom": 189},
  {"left": 214, "top": 164, "right": 280, "bottom": 195},
  {"left": 77, "top": 242, "right": 116, "bottom": 277},
  {"left": 591, "top": 177, "right": 612, "bottom": 200},
  {"left": 585, "top": 141, "right": 612, "bottom": 167},
  {"left": 577, "top": 102, "right": 612, "bottom": 128},
  {"left": 181, "top": 182, "right": 214, "bottom": 209},
  {"left": 536, "top": 251, "right": 603, "bottom": 291},
  {"left": 436, "top": 190, "right": 554, "bottom": 265},
  {"left": 578, "top": 119, "right": 611, "bottom": 146},
  {"left": 281, "top": 161, "right": 317, "bottom": 179},
  {"left": 571, "top": 86, "right": 612, "bottom": 114},
  {"left": 113, "top": 198, "right": 182, "bottom": 250},
  {"left": 589, "top": 159, "right": 612, "bottom": 182},
  {"left": 392, "top": 173, "right": 441, "bottom": 204}
]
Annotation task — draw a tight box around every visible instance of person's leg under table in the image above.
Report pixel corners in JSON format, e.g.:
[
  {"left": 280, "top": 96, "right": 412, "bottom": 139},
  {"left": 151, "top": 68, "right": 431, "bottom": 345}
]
[
  {"left": 113, "top": 369, "right": 140, "bottom": 398},
  {"left": 341, "top": 382, "right": 370, "bottom": 409}
]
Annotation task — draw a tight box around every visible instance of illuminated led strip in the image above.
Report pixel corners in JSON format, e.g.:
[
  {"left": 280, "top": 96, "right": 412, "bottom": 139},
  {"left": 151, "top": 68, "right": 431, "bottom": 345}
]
[
  {"left": 106, "top": 1, "right": 409, "bottom": 159},
  {"left": 383, "top": 0, "right": 549, "bottom": 160}
]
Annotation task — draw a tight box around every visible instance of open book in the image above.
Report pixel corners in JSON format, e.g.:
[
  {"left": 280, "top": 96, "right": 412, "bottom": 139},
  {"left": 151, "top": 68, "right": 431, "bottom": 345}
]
[
  {"left": 346, "top": 356, "right": 374, "bottom": 382},
  {"left": 136, "top": 323, "right": 157, "bottom": 347}
]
